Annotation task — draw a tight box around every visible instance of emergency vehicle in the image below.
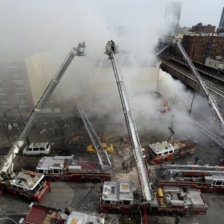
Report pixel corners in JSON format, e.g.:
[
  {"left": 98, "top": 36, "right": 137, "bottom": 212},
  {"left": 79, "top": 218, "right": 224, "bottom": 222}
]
[
  {"left": 160, "top": 164, "right": 224, "bottom": 193},
  {"left": 36, "top": 156, "right": 111, "bottom": 182},
  {"left": 0, "top": 170, "right": 50, "bottom": 202},
  {"left": 99, "top": 181, "right": 207, "bottom": 216},
  {"left": 0, "top": 42, "right": 85, "bottom": 202},
  {"left": 147, "top": 138, "right": 196, "bottom": 164}
]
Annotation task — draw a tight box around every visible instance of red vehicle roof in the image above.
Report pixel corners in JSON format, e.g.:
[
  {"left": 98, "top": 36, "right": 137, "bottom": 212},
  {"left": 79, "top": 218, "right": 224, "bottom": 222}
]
[{"left": 24, "top": 205, "right": 61, "bottom": 224}]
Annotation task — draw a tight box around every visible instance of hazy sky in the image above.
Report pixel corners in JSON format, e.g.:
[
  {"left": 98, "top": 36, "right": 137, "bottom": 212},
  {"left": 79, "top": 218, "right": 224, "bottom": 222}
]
[
  {"left": 85, "top": 0, "right": 223, "bottom": 27},
  {"left": 0, "top": 0, "right": 223, "bottom": 56}
]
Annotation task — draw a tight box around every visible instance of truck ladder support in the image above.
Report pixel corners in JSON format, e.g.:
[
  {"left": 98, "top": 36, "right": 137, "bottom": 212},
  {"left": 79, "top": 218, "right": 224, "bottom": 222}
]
[{"left": 105, "top": 40, "right": 153, "bottom": 202}]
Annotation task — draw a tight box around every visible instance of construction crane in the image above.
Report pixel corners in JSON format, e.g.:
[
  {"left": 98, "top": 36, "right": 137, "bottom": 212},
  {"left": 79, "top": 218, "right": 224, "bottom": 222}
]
[
  {"left": 0, "top": 42, "right": 86, "bottom": 179},
  {"left": 76, "top": 101, "right": 112, "bottom": 170},
  {"left": 105, "top": 40, "right": 153, "bottom": 202},
  {"left": 173, "top": 39, "right": 224, "bottom": 135}
]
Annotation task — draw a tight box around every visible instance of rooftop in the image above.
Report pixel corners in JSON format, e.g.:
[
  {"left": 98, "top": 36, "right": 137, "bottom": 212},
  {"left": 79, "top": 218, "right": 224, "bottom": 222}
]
[
  {"left": 102, "top": 181, "right": 134, "bottom": 202},
  {"left": 149, "top": 141, "right": 175, "bottom": 154},
  {"left": 28, "top": 142, "right": 49, "bottom": 148}
]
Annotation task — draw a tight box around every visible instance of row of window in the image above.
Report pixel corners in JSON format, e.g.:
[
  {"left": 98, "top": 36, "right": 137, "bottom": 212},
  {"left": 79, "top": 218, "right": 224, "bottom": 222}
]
[
  {"left": 0, "top": 93, "right": 27, "bottom": 103},
  {"left": 0, "top": 80, "right": 24, "bottom": 89},
  {"left": 154, "top": 150, "right": 174, "bottom": 157},
  {"left": 37, "top": 169, "right": 61, "bottom": 174}
]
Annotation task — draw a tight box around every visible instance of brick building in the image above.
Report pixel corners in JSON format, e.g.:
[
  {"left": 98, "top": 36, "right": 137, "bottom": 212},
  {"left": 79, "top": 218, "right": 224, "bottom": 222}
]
[
  {"left": 0, "top": 57, "right": 34, "bottom": 116},
  {"left": 190, "top": 23, "right": 216, "bottom": 33},
  {"left": 182, "top": 35, "right": 224, "bottom": 63}
]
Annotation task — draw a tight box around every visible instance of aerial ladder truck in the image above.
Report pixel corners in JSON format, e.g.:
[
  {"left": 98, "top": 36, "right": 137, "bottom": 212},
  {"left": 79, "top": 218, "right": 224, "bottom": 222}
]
[
  {"left": 0, "top": 42, "right": 85, "bottom": 201},
  {"left": 157, "top": 39, "right": 224, "bottom": 148},
  {"left": 100, "top": 41, "right": 208, "bottom": 220},
  {"left": 160, "top": 164, "right": 224, "bottom": 193},
  {"left": 105, "top": 40, "right": 153, "bottom": 202},
  {"left": 75, "top": 101, "right": 112, "bottom": 170},
  {"left": 173, "top": 39, "right": 224, "bottom": 148}
]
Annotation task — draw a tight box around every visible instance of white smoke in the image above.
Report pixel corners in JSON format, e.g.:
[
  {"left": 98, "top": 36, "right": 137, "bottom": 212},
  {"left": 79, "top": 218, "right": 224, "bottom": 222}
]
[{"left": 0, "top": 0, "right": 216, "bottom": 141}]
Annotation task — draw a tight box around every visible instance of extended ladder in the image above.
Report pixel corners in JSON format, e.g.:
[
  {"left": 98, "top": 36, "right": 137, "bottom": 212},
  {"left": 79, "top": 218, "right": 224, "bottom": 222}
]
[
  {"left": 0, "top": 42, "right": 86, "bottom": 176},
  {"left": 105, "top": 40, "right": 153, "bottom": 202},
  {"left": 161, "top": 164, "right": 224, "bottom": 176},
  {"left": 191, "top": 121, "right": 224, "bottom": 149},
  {"left": 76, "top": 102, "right": 112, "bottom": 171}
]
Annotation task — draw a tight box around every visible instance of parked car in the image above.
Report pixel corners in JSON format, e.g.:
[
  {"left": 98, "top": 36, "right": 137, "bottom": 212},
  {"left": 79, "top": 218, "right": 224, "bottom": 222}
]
[{"left": 23, "top": 142, "right": 52, "bottom": 156}]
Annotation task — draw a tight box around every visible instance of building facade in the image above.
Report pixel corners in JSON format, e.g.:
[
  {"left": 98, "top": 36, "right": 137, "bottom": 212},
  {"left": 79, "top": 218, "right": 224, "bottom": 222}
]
[
  {"left": 190, "top": 23, "right": 216, "bottom": 33},
  {"left": 205, "top": 56, "right": 224, "bottom": 70},
  {"left": 182, "top": 35, "right": 224, "bottom": 63},
  {"left": 0, "top": 58, "right": 33, "bottom": 116}
]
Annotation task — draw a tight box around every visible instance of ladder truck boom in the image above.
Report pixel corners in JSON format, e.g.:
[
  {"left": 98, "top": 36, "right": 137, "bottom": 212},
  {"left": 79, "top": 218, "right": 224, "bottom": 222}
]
[
  {"left": 105, "top": 40, "right": 153, "bottom": 202},
  {"left": 173, "top": 39, "right": 224, "bottom": 128},
  {"left": 161, "top": 164, "right": 224, "bottom": 176},
  {"left": 76, "top": 102, "right": 112, "bottom": 170},
  {"left": 0, "top": 42, "right": 86, "bottom": 176}
]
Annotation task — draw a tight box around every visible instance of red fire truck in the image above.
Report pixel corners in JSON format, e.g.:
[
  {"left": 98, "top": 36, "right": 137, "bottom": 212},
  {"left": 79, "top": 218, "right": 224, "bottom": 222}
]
[
  {"left": 99, "top": 181, "right": 207, "bottom": 216},
  {"left": 0, "top": 170, "right": 50, "bottom": 202},
  {"left": 0, "top": 43, "right": 85, "bottom": 202},
  {"left": 146, "top": 138, "right": 196, "bottom": 164},
  {"left": 160, "top": 164, "right": 224, "bottom": 193},
  {"left": 36, "top": 156, "right": 111, "bottom": 182}
]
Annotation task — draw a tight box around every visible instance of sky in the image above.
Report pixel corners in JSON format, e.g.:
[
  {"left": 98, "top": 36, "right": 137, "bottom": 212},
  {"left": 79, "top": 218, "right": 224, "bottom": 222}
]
[{"left": 84, "top": 0, "right": 223, "bottom": 28}]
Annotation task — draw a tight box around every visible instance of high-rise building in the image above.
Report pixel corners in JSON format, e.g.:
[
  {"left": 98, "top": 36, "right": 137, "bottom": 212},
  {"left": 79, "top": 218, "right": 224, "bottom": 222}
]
[
  {"left": 0, "top": 57, "right": 34, "bottom": 115},
  {"left": 219, "top": 7, "right": 224, "bottom": 29}
]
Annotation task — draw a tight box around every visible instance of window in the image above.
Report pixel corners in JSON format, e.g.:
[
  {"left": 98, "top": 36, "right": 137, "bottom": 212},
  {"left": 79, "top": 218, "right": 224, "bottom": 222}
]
[
  {"left": 21, "top": 107, "right": 30, "bottom": 112},
  {"left": 38, "top": 169, "right": 43, "bottom": 173},
  {"left": 40, "top": 148, "right": 45, "bottom": 151},
  {"left": 13, "top": 80, "right": 24, "bottom": 88},
  {"left": 17, "top": 93, "right": 27, "bottom": 101},
  {"left": 53, "top": 169, "right": 60, "bottom": 174},
  {"left": 33, "top": 148, "right": 39, "bottom": 151},
  {"left": 164, "top": 152, "right": 168, "bottom": 155},
  {"left": 0, "top": 94, "right": 7, "bottom": 104},
  {"left": 28, "top": 148, "right": 32, "bottom": 151},
  {"left": 104, "top": 200, "right": 110, "bottom": 204},
  {"left": 169, "top": 151, "right": 173, "bottom": 154},
  {"left": 123, "top": 200, "right": 130, "bottom": 205},
  {"left": 215, "top": 181, "right": 223, "bottom": 186}
]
